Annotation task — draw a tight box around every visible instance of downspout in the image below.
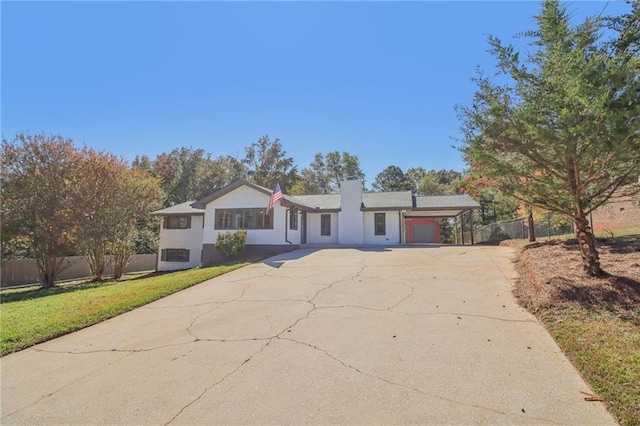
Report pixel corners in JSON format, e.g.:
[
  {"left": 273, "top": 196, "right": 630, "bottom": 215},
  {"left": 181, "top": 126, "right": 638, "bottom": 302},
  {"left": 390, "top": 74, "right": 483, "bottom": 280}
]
[{"left": 285, "top": 208, "right": 293, "bottom": 251}]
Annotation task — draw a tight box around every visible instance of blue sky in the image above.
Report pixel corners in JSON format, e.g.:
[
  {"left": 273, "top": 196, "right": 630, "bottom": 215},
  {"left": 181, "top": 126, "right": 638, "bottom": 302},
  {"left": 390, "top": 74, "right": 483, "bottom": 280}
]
[{"left": 2, "top": 1, "right": 628, "bottom": 183}]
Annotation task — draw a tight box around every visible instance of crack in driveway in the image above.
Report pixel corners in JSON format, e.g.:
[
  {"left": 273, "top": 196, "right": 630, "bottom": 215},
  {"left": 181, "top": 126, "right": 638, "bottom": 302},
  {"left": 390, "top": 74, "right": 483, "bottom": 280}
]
[
  {"left": 276, "top": 336, "right": 562, "bottom": 425},
  {"left": 163, "top": 340, "right": 272, "bottom": 425},
  {"left": 1, "top": 351, "right": 134, "bottom": 420},
  {"left": 164, "top": 265, "right": 367, "bottom": 424}
]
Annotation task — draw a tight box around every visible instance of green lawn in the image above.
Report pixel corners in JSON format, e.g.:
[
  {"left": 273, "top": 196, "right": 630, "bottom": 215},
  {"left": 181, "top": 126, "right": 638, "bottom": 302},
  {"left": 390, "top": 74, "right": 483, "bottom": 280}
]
[
  {"left": 1, "top": 263, "right": 251, "bottom": 356},
  {"left": 509, "top": 234, "right": 640, "bottom": 425},
  {"left": 542, "top": 309, "right": 640, "bottom": 425}
]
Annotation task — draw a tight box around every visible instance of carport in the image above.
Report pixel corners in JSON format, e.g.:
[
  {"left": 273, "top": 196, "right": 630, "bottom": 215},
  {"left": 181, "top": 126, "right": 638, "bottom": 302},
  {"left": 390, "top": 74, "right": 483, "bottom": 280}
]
[{"left": 403, "top": 194, "right": 481, "bottom": 244}]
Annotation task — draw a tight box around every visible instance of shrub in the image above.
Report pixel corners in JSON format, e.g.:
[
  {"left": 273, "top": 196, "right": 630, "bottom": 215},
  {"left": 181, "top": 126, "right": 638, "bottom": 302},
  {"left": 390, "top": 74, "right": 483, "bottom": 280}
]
[{"left": 215, "top": 230, "right": 247, "bottom": 259}]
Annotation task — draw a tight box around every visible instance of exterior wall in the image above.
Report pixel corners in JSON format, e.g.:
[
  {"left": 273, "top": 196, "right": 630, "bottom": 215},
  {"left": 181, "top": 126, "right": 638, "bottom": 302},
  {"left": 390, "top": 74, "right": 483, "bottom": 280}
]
[
  {"left": 404, "top": 217, "right": 442, "bottom": 244},
  {"left": 590, "top": 189, "right": 640, "bottom": 232},
  {"left": 306, "top": 212, "right": 339, "bottom": 244},
  {"left": 157, "top": 215, "right": 204, "bottom": 271},
  {"left": 2, "top": 254, "right": 157, "bottom": 288},
  {"left": 202, "top": 244, "right": 296, "bottom": 266},
  {"left": 338, "top": 179, "right": 364, "bottom": 245},
  {"left": 363, "top": 211, "right": 402, "bottom": 245},
  {"left": 202, "top": 185, "right": 288, "bottom": 246}
]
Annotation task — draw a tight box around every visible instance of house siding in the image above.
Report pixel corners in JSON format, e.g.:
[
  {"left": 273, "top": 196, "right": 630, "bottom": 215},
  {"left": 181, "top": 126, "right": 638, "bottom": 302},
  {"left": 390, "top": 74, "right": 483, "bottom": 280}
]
[
  {"left": 202, "top": 185, "right": 288, "bottom": 246},
  {"left": 306, "top": 212, "right": 339, "bottom": 244},
  {"left": 363, "top": 211, "right": 401, "bottom": 245},
  {"left": 157, "top": 215, "right": 204, "bottom": 271}
]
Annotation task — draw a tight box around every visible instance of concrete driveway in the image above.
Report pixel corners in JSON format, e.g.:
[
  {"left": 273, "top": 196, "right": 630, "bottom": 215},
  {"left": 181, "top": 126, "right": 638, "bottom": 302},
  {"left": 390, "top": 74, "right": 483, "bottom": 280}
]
[{"left": 1, "top": 246, "right": 615, "bottom": 425}]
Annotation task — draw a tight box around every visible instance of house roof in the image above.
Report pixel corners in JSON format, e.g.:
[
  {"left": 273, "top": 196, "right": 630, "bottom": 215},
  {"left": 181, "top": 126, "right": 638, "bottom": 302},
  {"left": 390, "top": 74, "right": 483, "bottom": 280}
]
[
  {"left": 289, "top": 191, "right": 416, "bottom": 211},
  {"left": 178, "top": 179, "right": 480, "bottom": 218},
  {"left": 362, "top": 191, "right": 413, "bottom": 210},
  {"left": 151, "top": 201, "right": 204, "bottom": 216},
  {"left": 289, "top": 194, "right": 341, "bottom": 211},
  {"left": 409, "top": 194, "right": 481, "bottom": 217}
]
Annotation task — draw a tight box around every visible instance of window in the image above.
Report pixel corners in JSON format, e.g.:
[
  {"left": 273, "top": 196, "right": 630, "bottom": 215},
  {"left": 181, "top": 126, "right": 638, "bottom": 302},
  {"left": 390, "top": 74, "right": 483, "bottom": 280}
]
[
  {"left": 161, "top": 249, "right": 190, "bottom": 262},
  {"left": 289, "top": 210, "right": 298, "bottom": 230},
  {"left": 215, "top": 209, "right": 273, "bottom": 230},
  {"left": 321, "top": 214, "right": 331, "bottom": 236},
  {"left": 163, "top": 216, "right": 191, "bottom": 229},
  {"left": 374, "top": 213, "right": 386, "bottom": 236}
]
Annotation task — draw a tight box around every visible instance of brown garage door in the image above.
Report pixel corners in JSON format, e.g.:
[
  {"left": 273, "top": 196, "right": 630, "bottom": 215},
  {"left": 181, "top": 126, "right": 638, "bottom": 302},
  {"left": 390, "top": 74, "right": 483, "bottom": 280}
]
[{"left": 413, "top": 224, "right": 436, "bottom": 243}]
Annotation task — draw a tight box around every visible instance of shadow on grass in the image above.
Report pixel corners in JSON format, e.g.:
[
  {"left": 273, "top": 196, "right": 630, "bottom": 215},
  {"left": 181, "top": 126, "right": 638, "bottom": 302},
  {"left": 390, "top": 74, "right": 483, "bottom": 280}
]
[{"left": 0, "top": 270, "right": 162, "bottom": 304}]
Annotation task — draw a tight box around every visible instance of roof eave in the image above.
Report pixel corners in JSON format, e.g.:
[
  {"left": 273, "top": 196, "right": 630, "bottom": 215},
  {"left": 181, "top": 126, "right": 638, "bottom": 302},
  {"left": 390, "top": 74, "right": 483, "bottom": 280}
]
[
  {"left": 360, "top": 207, "right": 410, "bottom": 212},
  {"left": 412, "top": 206, "right": 480, "bottom": 211},
  {"left": 150, "top": 211, "right": 204, "bottom": 216}
]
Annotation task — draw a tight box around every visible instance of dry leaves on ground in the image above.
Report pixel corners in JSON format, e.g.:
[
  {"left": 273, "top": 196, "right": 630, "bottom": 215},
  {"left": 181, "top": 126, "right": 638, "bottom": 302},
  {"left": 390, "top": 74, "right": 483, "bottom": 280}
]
[{"left": 503, "top": 237, "right": 640, "bottom": 318}]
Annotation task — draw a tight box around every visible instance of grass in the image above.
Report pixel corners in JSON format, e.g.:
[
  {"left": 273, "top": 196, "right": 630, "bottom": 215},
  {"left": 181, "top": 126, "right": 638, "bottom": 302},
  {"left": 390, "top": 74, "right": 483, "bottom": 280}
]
[
  {"left": 0, "top": 262, "right": 252, "bottom": 356},
  {"left": 507, "top": 235, "right": 640, "bottom": 425},
  {"left": 542, "top": 309, "right": 640, "bottom": 424}
]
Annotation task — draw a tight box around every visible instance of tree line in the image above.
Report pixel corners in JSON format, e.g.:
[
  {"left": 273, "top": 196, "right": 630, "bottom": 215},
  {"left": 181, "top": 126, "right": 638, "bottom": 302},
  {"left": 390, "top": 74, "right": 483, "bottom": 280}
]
[
  {"left": 5, "top": 132, "right": 515, "bottom": 288},
  {"left": 2, "top": 134, "right": 164, "bottom": 287}
]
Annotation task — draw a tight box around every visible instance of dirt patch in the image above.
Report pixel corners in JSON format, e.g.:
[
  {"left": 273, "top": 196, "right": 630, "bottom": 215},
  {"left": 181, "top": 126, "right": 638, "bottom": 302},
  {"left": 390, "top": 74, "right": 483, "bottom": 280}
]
[{"left": 503, "top": 237, "right": 640, "bottom": 320}]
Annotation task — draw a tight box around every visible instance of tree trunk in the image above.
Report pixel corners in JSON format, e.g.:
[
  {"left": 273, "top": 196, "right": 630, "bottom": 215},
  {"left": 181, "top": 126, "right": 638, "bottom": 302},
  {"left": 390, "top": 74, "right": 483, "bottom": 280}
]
[
  {"left": 38, "top": 256, "right": 57, "bottom": 288},
  {"left": 112, "top": 242, "right": 133, "bottom": 280},
  {"left": 527, "top": 205, "right": 536, "bottom": 242},
  {"left": 42, "top": 273, "right": 55, "bottom": 289},
  {"left": 85, "top": 243, "right": 108, "bottom": 281},
  {"left": 574, "top": 210, "right": 602, "bottom": 277}
]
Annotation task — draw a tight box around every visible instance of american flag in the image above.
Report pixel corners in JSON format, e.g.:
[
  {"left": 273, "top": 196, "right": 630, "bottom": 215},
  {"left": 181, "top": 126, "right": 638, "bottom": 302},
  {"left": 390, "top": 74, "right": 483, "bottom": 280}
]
[{"left": 267, "top": 183, "right": 283, "bottom": 211}]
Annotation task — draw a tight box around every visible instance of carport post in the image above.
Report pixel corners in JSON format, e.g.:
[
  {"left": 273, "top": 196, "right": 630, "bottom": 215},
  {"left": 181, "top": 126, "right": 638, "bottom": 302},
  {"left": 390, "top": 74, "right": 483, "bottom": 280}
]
[
  {"left": 470, "top": 210, "right": 474, "bottom": 245},
  {"left": 460, "top": 212, "right": 465, "bottom": 245}
]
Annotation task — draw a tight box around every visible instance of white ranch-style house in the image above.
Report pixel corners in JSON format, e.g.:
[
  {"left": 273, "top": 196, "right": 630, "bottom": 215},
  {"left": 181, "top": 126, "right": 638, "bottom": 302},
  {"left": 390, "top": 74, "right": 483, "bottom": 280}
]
[{"left": 151, "top": 179, "right": 480, "bottom": 271}]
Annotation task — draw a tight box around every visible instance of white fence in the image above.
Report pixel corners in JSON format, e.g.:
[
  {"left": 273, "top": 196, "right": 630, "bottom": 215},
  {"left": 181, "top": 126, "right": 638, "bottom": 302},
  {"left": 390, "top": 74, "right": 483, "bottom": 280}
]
[{"left": 1, "top": 254, "right": 157, "bottom": 288}]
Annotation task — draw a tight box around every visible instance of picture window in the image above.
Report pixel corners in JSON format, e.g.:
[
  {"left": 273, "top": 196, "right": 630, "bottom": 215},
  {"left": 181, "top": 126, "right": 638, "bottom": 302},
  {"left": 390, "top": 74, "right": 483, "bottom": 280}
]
[
  {"left": 215, "top": 208, "right": 273, "bottom": 230},
  {"left": 161, "top": 248, "right": 190, "bottom": 262}
]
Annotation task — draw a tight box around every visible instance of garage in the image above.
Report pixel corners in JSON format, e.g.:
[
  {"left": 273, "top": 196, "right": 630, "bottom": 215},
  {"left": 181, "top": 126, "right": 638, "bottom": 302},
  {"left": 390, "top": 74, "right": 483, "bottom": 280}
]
[
  {"left": 402, "top": 194, "right": 480, "bottom": 245},
  {"left": 405, "top": 217, "right": 441, "bottom": 243},
  {"left": 413, "top": 224, "right": 436, "bottom": 243}
]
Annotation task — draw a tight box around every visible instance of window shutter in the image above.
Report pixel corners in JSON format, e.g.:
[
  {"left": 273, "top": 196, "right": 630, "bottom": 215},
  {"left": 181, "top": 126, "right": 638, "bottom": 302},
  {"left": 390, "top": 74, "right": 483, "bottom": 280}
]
[{"left": 161, "top": 249, "right": 167, "bottom": 261}]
